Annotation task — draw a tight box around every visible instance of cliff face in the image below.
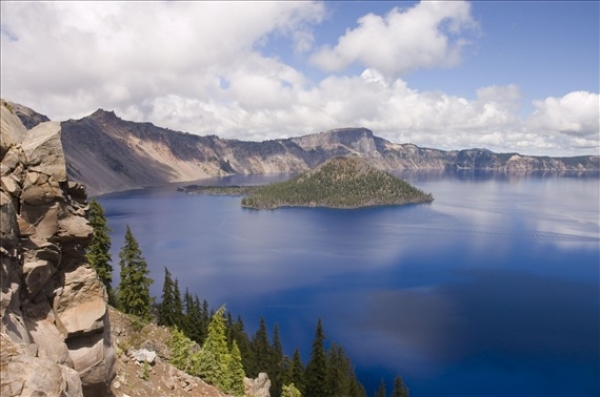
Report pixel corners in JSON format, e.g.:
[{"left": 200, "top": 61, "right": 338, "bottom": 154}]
[
  {"left": 0, "top": 101, "right": 115, "bottom": 396},
  {"left": 11, "top": 103, "right": 600, "bottom": 196}
]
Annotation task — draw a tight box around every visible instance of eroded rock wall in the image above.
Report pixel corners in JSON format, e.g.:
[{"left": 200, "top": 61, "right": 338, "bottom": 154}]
[{"left": 1, "top": 101, "right": 115, "bottom": 396}]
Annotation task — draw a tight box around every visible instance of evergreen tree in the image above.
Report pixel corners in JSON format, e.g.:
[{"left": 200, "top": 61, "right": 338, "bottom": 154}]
[
  {"left": 198, "top": 305, "right": 229, "bottom": 389},
  {"left": 201, "top": 299, "right": 210, "bottom": 340},
  {"left": 391, "top": 375, "right": 409, "bottom": 397},
  {"left": 158, "top": 267, "right": 177, "bottom": 326},
  {"left": 305, "top": 319, "right": 328, "bottom": 397},
  {"left": 349, "top": 377, "right": 367, "bottom": 397},
  {"left": 327, "top": 344, "right": 350, "bottom": 397},
  {"left": 225, "top": 340, "right": 246, "bottom": 396},
  {"left": 86, "top": 199, "right": 113, "bottom": 300},
  {"left": 375, "top": 379, "right": 386, "bottom": 397},
  {"left": 251, "top": 316, "right": 271, "bottom": 377},
  {"left": 169, "top": 326, "right": 195, "bottom": 373},
  {"left": 282, "top": 383, "right": 302, "bottom": 397},
  {"left": 117, "top": 225, "right": 153, "bottom": 319},
  {"left": 289, "top": 348, "right": 305, "bottom": 394},
  {"left": 230, "top": 315, "right": 253, "bottom": 376},
  {"left": 173, "top": 278, "right": 183, "bottom": 327},
  {"left": 271, "top": 323, "right": 284, "bottom": 397}
]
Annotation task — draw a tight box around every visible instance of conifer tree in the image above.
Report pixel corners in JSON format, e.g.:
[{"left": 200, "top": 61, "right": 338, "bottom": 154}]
[
  {"left": 305, "top": 319, "right": 328, "bottom": 397},
  {"left": 159, "top": 267, "right": 177, "bottom": 326},
  {"left": 173, "top": 278, "right": 183, "bottom": 327},
  {"left": 201, "top": 299, "right": 210, "bottom": 340},
  {"left": 198, "top": 305, "right": 229, "bottom": 389},
  {"left": 375, "top": 379, "right": 386, "bottom": 397},
  {"left": 327, "top": 344, "right": 350, "bottom": 397},
  {"left": 289, "top": 348, "right": 305, "bottom": 394},
  {"left": 231, "top": 315, "right": 253, "bottom": 377},
  {"left": 225, "top": 340, "right": 246, "bottom": 396},
  {"left": 251, "top": 316, "right": 271, "bottom": 377},
  {"left": 391, "top": 375, "right": 409, "bottom": 397},
  {"left": 86, "top": 199, "right": 113, "bottom": 299},
  {"left": 282, "top": 383, "right": 302, "bottom": 397},
  {"left": 271, "top": 323, "right": 284, "bottom": 397},
  {"left": 117, "top": 225, "right": 153, "bottom": 319},
  {"left": 170, "top": 326, "right": 195, "bottom": 372},
  {"left": 349, "top": 377, "right": 367, "bottom": 397}
]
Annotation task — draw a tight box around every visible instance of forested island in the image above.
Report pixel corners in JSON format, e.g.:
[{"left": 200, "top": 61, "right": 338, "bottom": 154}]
[{"left": 241, "top": 156, "right": 433, "bottom": 209}]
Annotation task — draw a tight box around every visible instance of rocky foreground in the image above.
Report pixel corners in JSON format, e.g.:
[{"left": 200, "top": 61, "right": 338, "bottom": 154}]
[{"left": 1, "top": 100, "right": 114, "bottom": 395}]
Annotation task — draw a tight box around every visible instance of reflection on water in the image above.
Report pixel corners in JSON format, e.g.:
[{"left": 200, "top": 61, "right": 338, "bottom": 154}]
[{"left": 99, "top": 170, "right": 599, "bottom": 396}]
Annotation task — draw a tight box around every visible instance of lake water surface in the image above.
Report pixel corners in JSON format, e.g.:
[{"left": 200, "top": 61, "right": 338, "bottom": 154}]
[{"left": 98, "top": 170, "right": 600, "bottom": 396}]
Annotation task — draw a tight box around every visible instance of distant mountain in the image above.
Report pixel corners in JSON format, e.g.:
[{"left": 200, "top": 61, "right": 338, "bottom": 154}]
[
  {"left": 240, "top": 156, "right": 434, "bottom": 209},
  {"left": 10, "top": 102, "right": 600, "bottom": 196}
]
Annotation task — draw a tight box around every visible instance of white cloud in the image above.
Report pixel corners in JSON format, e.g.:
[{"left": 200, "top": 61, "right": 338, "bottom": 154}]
[
  {"left": 527, "top": 91, "right": 599, "bottom": 138},
  {"left": 310, "top": 1, "right": 477, "bottom": 79},
  {"left": 0, "top": 1, "right": 325, "bottom": 119},
  {"left": 1, "top": 1, "right": 597, "bottom": 157}
]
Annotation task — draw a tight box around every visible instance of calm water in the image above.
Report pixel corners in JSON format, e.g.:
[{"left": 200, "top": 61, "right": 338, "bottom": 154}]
[{"left": 98, "top": 170, "right": 600, "bottom": 397}]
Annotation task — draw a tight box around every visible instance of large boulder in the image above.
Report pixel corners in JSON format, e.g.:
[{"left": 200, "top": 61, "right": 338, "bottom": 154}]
[
  {"left": 0, "top": 100, "right": 115, "bottom": 396},
  {"left": 244, "top": 372, "right": 271, "bottom": 397}
]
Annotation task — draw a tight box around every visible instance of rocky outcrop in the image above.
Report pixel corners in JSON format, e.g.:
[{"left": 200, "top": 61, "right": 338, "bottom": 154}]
[
  {"left": 0, "top": 100, "right": 115, "bottom": 396},
  {"left": 8, "top": 102, "right": 600, "bottom": 196},
  {"left": 244, "top": 373, "right": 271, "bottom": 397}
]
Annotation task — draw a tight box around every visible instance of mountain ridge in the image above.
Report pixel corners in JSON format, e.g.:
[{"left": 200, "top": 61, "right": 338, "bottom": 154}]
[{"left": 9, "top": 102, "right": 599, "bottom": 196}]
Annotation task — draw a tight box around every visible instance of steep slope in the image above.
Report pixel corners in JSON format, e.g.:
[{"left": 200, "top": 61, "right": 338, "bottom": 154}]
[
  {"left": 241, "top": 156, "right": 434, "bottom": 209},
  {"left": 1, "top": 100, "right": 115, "bottom": 396},
  {"left": 9, "top": 102, "right": 600, "bottom": 196}
]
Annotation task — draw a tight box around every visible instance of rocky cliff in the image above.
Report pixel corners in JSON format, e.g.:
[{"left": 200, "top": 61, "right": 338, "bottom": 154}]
[
  {"left": 11, "top": 103, "right": 600, "bottom": 196},
  {"left": 1, "top": 100, "right": 115, "bottom": 396}
]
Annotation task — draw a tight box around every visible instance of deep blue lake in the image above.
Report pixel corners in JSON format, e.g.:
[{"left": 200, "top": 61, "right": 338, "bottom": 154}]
[{"left": 98, "top": 170, "right": 600, "bottom": 397}]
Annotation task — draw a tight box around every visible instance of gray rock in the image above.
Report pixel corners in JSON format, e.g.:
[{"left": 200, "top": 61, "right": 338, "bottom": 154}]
[
  {"left": 244, "top": 372, "right": 271, "bottom": 397},
  {"left": 0, "top": 99, "right": 115, "bottom": 396},
  {"left": 131, "top": 348, "right": 157, "bottom": 364}
]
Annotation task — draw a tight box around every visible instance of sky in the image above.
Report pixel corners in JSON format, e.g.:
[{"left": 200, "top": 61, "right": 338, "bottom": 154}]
[{"left": 1, "top": 1, "right": 598, "bottom": 156}]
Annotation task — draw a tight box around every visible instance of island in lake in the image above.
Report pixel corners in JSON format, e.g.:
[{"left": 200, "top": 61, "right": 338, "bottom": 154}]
[{"left": 180, "top": 156, "right": 434, "bottom": 209}]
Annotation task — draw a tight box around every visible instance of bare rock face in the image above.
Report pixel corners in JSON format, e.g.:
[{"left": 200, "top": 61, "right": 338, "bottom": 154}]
[
  {"left": 0, "top": 102, "right": 115, "bottom": 396},
  {"left": 244, "top": 372, "right": 271, "bottom": 397}
]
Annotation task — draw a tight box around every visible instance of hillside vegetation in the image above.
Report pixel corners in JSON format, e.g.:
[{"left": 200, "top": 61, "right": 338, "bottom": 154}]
[{"left": 241, "top": 156, "right": 433, "bottom": 209}]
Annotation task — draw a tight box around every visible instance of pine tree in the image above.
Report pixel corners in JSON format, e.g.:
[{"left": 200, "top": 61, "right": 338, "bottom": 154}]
[
  {"left": 391, "top": 375, "right": 409, "bottom": 397},
  {"left": 271, "top": 323, "right": 284, "bottom": 397},
  {"left": 173, "top": 278, "right": 183, "bottom": 327},
  {"left": 159, "top": 267, "right": 177, "bottom": 326},
  {"left": 86, "top": 199, "right": 113, "bottom": 300},
  {"left": 305, "top": 319, "right": 328, "bottom": 397},
  {"left": 198, "top": 305, "right": 229, "bottom": 389},
  {"left": 282, "top": 383, "right": 302, "bottom": 397},
  {"left": 251, "top": 316, "right": 271, "bottom": 377},
  {"left": 375, "top": 379, "right": 386, "bottom": 397},
  {"left": 327, "top": 344, "right": 350, "bottom": 397},
  {"left": 349, "top": 377, "right": 367, "bottom": 397},
  {"left": 117, "top": 225, "right": 153, "bottom": 319},
  {"left": 225, "top": 340, "right": 246, "bottom": 396},
  {"left": 230, "top": 315, "right": 253, "bottom": 376},
  {"left": 170, "top": 326, "right": 195, "bottom": 372},
  {"left": 289, "top": 348, "right": 305, "bottom": 394}
]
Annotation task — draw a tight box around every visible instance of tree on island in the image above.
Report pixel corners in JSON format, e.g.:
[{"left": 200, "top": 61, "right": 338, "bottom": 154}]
[
  {"left": 117, "top": 225, "right": 153, "bottom": 319},
  {"left": 86, "top": 198, "right": 113, "bottom": 301}
]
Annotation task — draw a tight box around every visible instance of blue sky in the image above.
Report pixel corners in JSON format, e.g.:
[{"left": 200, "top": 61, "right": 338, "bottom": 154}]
[{"left": 1, "top": 1, "right": 598, "bottom": 156}]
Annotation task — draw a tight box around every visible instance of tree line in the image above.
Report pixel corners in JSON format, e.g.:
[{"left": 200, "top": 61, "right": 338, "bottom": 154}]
[{"left": 86, "top": 198, "right": 409, "bottom": 397}]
